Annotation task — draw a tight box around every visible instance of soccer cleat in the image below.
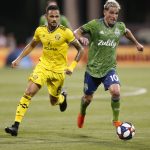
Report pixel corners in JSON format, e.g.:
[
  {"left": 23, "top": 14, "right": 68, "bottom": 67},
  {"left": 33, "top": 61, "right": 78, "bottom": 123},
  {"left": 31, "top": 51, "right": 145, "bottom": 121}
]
[
  {"left": 77, "top": 113, "right": 85, "bottom": 128},
  {"left": 5, "top": 125, "right": 18, "bottom": 136},
  {"left": 59, "top": 90, "right": 67, "bottom": 112},
  {"left": 113, "top": 120, "right": 122, "bottom": 127}
]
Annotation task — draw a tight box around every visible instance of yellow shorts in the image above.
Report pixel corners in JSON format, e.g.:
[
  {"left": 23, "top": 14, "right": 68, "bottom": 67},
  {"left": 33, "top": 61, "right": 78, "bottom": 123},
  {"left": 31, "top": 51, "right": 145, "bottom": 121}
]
[{"left": 29, "top": 64, "right": 65, "bottom": 98}]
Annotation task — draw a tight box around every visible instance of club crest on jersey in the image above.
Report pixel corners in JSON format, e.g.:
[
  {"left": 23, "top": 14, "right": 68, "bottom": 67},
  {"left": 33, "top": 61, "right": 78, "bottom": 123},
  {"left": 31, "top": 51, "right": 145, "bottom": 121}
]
[
  {"left": 55, "top": 34, "right": 61, "bottom": 40},
  {"left": 114, "top": 28, "right": 120, "bottom": 37}
]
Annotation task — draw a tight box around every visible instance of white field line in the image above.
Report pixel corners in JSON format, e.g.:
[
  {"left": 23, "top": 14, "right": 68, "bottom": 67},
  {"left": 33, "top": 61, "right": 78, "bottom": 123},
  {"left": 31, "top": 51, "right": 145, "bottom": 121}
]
[{"left": 35, "top": 86, "right": 147, "bottom": 100}]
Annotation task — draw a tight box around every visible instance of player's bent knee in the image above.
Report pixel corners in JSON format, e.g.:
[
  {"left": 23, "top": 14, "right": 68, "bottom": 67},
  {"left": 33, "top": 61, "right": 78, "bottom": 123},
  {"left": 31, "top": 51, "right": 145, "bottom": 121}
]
[
  {"left": 49, "top": 95, "right": 58, "bottom": 105},
  {"left": 84, "top": 95, "right": 93, "bottom": 103},
  {"left": 111, "top": 89, "right": 120, "bottom": 98},
  {"left": 50, "top": 99, "right": 58, "bottom": 106}
]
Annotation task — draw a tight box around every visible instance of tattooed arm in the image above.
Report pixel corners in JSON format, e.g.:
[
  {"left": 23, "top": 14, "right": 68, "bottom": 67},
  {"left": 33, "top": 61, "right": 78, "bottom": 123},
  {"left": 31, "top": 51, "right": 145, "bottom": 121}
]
[{"left": 65, "top": 39, "right": 84, "bottom": 75}]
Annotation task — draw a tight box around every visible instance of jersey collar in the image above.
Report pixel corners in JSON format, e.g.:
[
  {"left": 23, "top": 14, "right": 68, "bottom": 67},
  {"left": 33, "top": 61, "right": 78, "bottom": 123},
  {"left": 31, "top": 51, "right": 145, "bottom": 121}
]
[
  {"left": 47, "top": 25, "right": 60, "bottom": 33},
  {"left": 101, "top": 18, "right": 116, "bottom": 28}
]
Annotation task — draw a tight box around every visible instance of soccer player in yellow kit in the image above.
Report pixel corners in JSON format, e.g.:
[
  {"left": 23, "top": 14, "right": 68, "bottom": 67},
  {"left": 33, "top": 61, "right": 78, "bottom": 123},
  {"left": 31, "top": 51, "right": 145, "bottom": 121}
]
[{"left": 5, "top": 5, "right": 84, "bottom": 136}]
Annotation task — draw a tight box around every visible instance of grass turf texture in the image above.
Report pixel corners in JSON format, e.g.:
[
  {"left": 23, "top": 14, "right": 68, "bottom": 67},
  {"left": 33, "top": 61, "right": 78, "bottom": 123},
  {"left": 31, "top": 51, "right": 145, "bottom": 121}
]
[{"left": 0, "top": 66, "right": 150, "bottom": 150}]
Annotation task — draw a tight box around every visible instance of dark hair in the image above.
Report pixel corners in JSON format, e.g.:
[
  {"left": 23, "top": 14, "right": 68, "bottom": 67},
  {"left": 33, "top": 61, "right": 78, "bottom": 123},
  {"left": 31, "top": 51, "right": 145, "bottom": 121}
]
[{"left": 46, "top": 5, "right": 59, "bottom": 13}]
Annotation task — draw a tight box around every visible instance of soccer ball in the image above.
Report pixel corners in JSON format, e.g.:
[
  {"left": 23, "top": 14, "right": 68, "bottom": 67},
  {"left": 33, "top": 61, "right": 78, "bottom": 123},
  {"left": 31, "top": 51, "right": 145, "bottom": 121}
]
[{"left": 116, "top": 122, "right": 135, "bottom": 140}]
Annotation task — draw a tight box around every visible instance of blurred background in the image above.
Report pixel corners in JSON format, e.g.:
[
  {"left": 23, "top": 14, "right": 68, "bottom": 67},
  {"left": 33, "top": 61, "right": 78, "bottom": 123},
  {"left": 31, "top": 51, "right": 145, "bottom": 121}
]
[{"left": 0, "top": 0, "right": 150, "bottom": 68}]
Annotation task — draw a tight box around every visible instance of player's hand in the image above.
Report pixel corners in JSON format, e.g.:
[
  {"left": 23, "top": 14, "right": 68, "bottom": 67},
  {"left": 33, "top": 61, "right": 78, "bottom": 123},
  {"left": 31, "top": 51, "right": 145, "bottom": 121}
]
[
  {"left": 11, "top": 59, "right": 21, "bottom": 68},
  {"left": 136, "top": 43, "right": 144, "bottom": 52},
  {"left": 64, "top": 61, "right": 78, "bottom": 76},
  {"left": 79, "top": 37, "right": 89, "bottom": 46}
]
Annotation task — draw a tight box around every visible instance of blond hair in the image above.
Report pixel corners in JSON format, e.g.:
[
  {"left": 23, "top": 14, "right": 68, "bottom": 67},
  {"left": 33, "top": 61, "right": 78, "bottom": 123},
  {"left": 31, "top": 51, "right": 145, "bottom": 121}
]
[{"left": 104, "top": 0, "right": 121, "bottom": 10}]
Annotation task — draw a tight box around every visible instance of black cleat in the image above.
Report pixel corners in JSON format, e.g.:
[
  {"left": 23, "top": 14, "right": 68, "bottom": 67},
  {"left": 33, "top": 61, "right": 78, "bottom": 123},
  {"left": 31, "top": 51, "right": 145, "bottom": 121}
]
[
  {"left": 59, "top": 90, "right": 67, "bottom": 112},
  {"left": 5, "top": 125, "right": 18, "bottom": 136}
]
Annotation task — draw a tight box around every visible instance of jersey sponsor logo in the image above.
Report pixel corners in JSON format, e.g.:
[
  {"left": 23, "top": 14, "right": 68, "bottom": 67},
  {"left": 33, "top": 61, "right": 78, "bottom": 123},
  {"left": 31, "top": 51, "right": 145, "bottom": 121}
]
[
  {"left": 98, "top": 39, "right": 116, "bottom": 48},
  {"left": 44, "top": 47, "right": 58, "bottom": 51},
  {"left": 44, "top": 42, "right": 58, "bottom": 51}
]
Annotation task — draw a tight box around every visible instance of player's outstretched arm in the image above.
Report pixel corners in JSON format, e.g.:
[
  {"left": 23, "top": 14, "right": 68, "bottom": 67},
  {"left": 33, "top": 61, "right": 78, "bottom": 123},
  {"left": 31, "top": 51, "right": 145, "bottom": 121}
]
[
  {"left": 65, "top": 39, "right": 84, "bottom": 75},
  {"left": 125, "top": 28, "right": 144, "bottom": 52},
  {"left": 11, "top": 39, "right": 39, "bottom": 68},
  {"left": 74, "top": 28, "right": 89, "bottom": 46}
]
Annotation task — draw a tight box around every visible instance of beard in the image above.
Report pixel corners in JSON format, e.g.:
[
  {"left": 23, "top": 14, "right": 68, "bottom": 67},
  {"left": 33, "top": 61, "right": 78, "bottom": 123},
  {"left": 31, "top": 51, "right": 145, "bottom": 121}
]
[{"left": 51, "top": 22, "right": 57, "bottom": 27}]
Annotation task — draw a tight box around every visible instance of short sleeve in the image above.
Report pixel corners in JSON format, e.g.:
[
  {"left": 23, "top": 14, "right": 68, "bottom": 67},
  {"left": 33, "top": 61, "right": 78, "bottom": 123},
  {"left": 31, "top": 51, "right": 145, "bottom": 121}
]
[
  {"left": 65, "top": 28, "right": 75, "bottom": 43},
  {"left": 81, "top": 20, "right": 96, "bottom": 33},
  {"left": 119, "top": 22, "right": 126, "bottom": 35},
  {"left": 33, "top": 27, "right": 40, "bottom": 42}
]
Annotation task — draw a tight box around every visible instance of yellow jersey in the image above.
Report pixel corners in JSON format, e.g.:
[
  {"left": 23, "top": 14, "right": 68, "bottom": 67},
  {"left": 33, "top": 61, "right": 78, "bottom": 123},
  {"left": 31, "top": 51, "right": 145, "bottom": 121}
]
[{"left": 33, "top": 25, "right": 75, "bottom": 73}]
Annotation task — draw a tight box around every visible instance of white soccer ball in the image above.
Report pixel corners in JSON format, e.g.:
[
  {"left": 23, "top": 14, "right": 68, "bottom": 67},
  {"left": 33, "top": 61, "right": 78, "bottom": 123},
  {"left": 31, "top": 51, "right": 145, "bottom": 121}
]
[{"left": 116, "top": 122, "right": 135, "bottom": 140}]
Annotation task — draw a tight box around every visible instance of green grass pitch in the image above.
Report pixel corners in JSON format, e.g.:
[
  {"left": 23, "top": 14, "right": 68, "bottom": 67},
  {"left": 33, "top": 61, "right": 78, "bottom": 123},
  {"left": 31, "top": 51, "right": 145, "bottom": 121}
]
[{"left": 0, "top": 66, "right": 150, "bottom": 150}]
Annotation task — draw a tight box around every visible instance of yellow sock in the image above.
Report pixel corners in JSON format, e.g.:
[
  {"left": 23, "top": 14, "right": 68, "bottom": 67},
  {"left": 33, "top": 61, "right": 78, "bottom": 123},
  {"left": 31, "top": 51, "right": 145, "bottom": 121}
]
[
  {"left": 59, "top": 94, "right": 64, "bottom": 104},
  {"left": 15, "top": 94, "right": 31, "bottom": 123},
  {"left": 55, "top": 94, "right": 64, "bottom": 105}
]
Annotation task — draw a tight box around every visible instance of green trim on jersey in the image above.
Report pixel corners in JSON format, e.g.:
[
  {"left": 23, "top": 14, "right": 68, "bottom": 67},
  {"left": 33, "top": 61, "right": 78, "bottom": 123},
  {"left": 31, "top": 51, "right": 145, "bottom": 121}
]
[{"left": 82, "top": 18, "right": 126, "bottom": 78}]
